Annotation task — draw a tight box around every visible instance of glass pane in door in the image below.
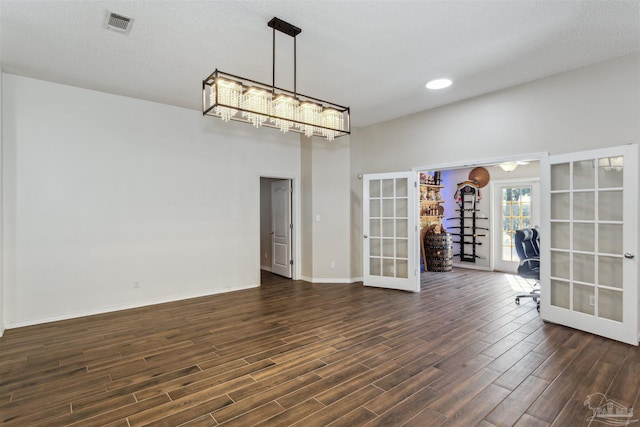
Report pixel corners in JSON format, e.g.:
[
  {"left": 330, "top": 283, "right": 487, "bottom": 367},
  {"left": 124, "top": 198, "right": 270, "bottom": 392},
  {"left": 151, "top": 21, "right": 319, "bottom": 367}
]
[
  {"left": 599, "top": 289, "right": 623, "bottom": 322},
  {"left": 551, "top": 163, "right": 570, "bottom": 190},
  {"left": 573, "top": 159, "right": 595, "bottom": 189},
  {"left": 573, "top": 284, "right": 595, "bottom": 315},
  {"left": 573, "top": 223, "right": 594, "bottom": 252},
  {"left": 598, "top": 157, "right": 624, "bottom": 188},
  {"left": 598, "top": 256, "right": 622, "bottom": 289},
  {"left": 599, "top": 191, "right": 623, "bottom": 221}
]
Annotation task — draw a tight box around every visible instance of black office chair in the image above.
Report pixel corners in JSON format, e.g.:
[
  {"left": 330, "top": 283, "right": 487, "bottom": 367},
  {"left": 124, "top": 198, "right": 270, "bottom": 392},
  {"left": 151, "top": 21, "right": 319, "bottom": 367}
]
[{"left": 513, "top": 227, "right": 540, "bottom": 311}]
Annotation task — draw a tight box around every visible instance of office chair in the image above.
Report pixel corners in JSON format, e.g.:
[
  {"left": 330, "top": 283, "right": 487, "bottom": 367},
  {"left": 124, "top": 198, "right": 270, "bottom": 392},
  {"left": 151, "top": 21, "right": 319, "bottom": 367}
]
[{"left": 513, "top": 227, "right": 540, "bottom": 312}]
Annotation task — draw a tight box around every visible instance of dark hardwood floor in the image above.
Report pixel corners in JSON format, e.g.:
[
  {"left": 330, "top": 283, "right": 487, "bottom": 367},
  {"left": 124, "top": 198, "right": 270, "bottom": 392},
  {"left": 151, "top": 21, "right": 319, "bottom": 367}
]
[{"left": 1, "top": 269, "right": 638, "bottom": 426}]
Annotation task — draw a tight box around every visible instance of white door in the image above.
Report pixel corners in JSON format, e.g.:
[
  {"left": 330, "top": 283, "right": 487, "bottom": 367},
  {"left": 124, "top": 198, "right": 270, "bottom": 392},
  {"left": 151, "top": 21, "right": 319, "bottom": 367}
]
[
  {"left": 271, "top": 179, "right": 292, "bottom": 278},
  {"left": 492, "top": 179, "right": 539, "bottom": 273},
  {"left": 363, "top": 172, "right": 419, "bottom": 292},
  {"left": 540, "top": 144, "right": 638, "bottom": 345}
]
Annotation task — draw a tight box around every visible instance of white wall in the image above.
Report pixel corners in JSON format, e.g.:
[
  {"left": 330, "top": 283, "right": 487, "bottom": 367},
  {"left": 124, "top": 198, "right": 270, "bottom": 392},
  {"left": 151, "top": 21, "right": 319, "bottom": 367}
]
[
  {"left": 3, "top": 52, "right": 638, "bottom": 328},
  {"left": 0, "top": 72, "right": 4, "bottom": 336},
  {"left": 300, "top": 140, "right": 313, "bottom": 278},
  {"left": 2, "top": 74, "right": 302, "bottom": 327},
  {"left": 351, "top": 53, "right": 640, "bottom": 278},
  {"left": 302, "top": 137, "right": 352, "bottom": 282}
]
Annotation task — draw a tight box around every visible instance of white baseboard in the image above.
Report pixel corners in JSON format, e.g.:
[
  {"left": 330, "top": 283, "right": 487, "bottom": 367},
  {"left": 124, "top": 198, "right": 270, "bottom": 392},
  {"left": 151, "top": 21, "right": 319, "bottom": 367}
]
[
  {"left": 260, "top": 265, "right": 272, "bottom": 272},
  {"left": 4, "top": 284, "right": 259, "bottom": 330},
  {"left": 299, "top": 276, "right": 359, "bottom": 284}
]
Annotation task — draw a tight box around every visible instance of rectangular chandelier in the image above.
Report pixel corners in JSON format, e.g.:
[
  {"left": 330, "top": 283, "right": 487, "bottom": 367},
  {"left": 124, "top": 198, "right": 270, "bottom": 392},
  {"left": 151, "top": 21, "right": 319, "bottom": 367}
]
[{"left": 202, "top": 18, "right": 350, "bottom": 141}]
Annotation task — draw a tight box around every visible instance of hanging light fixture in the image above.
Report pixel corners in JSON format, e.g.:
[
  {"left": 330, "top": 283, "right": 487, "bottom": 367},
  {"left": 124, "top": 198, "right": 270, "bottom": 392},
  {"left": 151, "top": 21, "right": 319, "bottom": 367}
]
[
  {"left": 498, "top": 162, "right": 519, "bottom": 172},
  {"left": 203, "top": 17, "right": 350, "bottom": 141},
  {"left": 497, "top": 161, "right": 530, "bottom": 172}
]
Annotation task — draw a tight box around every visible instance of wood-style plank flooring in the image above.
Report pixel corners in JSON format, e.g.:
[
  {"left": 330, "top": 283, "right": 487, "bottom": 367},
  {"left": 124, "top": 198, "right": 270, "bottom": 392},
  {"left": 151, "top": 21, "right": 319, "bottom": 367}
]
[{"left": 1, "top": 269, "right": 638, "bottom": 426}]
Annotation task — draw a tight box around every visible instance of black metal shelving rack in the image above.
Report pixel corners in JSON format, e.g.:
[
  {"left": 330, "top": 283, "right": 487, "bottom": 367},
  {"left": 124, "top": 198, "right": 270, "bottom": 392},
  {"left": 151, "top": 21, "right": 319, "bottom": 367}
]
[{"left": 449, "top": 183, "right": 487, "bottom": 262}]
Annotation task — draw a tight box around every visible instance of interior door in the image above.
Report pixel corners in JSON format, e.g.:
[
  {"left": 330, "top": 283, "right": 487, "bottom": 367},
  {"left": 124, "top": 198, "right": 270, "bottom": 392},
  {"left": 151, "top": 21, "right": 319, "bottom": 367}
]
[
  {"left": 363, "top": 172, "right": 419, "bottom": 292},
  {"left": 271, "top": 179, "right": 292, "bottom": 278},
  {"left": 540, "top": 144, "right": 638, "bottom": 345}
]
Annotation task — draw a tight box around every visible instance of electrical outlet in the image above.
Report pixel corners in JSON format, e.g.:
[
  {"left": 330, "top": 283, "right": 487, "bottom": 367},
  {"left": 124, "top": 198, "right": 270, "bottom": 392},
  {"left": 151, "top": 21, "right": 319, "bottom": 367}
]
[
  {"left": 134, "top": 281, "right": 140, "bottom": 289},
  {"left": 589, "top": 295, "right": 595, "bottom": 306},
  {"left": 264, "top": 252, "right": 268, "bottom": 259},
  {"left": 330, "top": 261, "right": 335, "bottom": 269}
]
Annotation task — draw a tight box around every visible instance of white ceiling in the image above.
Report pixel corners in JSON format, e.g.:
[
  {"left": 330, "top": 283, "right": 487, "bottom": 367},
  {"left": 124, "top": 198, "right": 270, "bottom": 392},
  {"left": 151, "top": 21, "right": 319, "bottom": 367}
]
[{"left": 1, "top": 0, "right": 639, "bottom": 128}]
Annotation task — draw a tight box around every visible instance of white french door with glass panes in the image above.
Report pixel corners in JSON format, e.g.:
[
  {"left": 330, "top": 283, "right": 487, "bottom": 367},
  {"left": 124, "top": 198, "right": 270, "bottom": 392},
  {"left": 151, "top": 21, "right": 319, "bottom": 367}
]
[
  {"left": 363, "top": 172, "right": 419, "bottom": 292},
  {"left": 493, "top": 180, "right": 539, "bottom": 273},
  {"left": 541, "top": 144, "right": 638, "bottom": 345}
]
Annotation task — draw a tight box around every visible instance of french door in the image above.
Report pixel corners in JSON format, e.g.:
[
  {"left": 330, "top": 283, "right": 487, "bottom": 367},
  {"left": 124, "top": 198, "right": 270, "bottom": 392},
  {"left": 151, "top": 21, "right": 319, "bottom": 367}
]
[
  {"left": 492, "top": 179, "right": 539, "bottom": 273},
  {"left": 363, "top": 172, "right": 419, "bottom": 292},
  {"left": 540, "top": 144, "right": 638, "bottom": 345}
]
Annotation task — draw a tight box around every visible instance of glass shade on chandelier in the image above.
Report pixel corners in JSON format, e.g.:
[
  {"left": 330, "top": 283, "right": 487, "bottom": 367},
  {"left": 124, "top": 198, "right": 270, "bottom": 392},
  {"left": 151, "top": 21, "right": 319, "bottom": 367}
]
[
  {"left": 298, "top": 102, "right": 321, "bottom": 137},
  {"left": 321, "top": 108, "right": 344, "bottom": 142},
  {"left": 211, "top": 78, "right": 242, "bottom": 123},
  {"left": 242, "top": 86, "right": 270, "bottom": 128},
  {"left": 203, "top": 70, "right": 350, "bottom": 141},
  {"left": 272, "top": 94, "right": 299, "bottom": 133}
]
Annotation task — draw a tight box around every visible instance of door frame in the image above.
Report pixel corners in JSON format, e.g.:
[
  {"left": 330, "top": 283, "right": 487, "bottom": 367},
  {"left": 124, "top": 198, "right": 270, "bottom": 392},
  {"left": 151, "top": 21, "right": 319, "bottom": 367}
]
[
  {"left": 259, "top": 175, "right": 300, "bottom": 282},
  {"left": 413, "top": 152, "right": 548, "bottom": 271}
]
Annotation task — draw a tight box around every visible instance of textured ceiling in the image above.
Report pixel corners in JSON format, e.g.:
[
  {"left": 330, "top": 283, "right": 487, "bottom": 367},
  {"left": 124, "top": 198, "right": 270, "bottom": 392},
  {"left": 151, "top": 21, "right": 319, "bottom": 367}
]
[{"left": 1, "top": 0, "right": 639, "bottom": 128}]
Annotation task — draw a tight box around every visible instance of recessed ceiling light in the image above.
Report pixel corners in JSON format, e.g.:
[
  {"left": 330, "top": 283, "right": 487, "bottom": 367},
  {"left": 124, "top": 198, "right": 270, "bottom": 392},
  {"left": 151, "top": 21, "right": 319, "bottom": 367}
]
[{"left": 425, "top": 78, "right": 452, "bottom": 90}]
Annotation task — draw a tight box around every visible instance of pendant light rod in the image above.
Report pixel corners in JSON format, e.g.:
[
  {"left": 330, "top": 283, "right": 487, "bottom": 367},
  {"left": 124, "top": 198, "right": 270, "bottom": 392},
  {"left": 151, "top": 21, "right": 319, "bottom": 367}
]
[{"left": 268, "top": 17, "right": 301, "bottom": 96}]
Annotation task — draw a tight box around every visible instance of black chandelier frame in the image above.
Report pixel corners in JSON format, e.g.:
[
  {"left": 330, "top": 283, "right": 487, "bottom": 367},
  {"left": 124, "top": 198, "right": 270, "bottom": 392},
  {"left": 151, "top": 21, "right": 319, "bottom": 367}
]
[{"left": 202, "top": 17, "right": 351, "bottom": 140}]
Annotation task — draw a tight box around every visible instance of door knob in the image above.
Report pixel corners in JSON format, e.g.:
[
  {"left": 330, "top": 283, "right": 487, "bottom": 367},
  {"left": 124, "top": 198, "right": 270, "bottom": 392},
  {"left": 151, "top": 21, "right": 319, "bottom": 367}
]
[
  {"left": 363, "top": 235, "right": 368, "bottom": 239},
  {"left": 624, "top": 252, "right": 635, "bottom": 259}
]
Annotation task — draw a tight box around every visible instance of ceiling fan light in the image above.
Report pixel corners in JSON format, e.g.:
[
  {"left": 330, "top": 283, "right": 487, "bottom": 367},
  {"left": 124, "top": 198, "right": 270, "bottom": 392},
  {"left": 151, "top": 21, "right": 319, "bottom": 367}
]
[{"left": 499, "top": 162, "right": 519, "bottom": 172}]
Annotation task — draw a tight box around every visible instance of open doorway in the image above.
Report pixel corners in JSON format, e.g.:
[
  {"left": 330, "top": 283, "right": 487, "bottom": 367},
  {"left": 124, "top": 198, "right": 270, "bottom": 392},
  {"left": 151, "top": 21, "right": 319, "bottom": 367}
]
[
  {"left": 415, "top": 158, "right": 542, "bottom": 274},
  {"left": 415, "top": 159, "right": 542, "bottom": 312},
  {"left": 260, "top": 177, "right": 294, "bottom": 282},
  {"left": 361, "top": 154, "right": 545, "bottom": 295}
]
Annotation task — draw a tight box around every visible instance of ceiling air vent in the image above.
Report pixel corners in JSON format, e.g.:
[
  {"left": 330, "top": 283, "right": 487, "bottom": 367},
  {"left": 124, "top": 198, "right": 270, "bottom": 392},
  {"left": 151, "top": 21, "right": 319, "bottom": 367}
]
[{"left": 104, "top": 11, "right": 134, "bottom": 34}]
